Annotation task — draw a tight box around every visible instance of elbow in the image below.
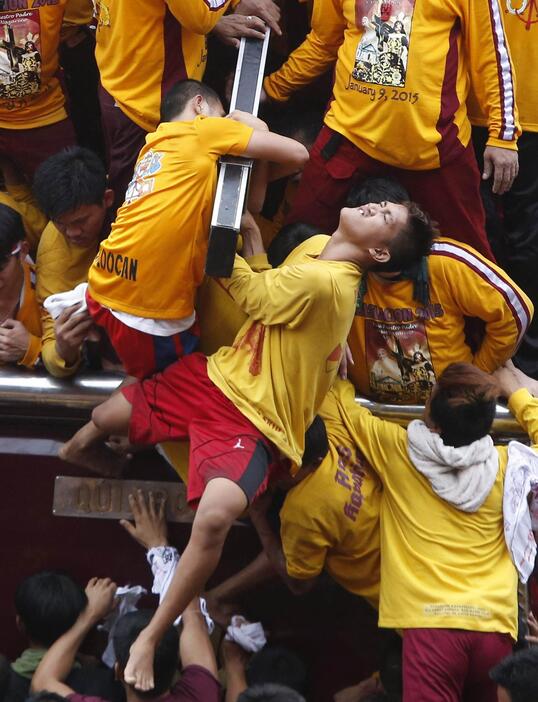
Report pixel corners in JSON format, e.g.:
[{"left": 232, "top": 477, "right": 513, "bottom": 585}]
[{"left": 294, "top": 144, "right": 310, "bottom": 170}]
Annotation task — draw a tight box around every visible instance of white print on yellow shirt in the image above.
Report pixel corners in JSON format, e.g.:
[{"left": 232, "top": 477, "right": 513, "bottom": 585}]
[
  {"left": 124, "top": 150, "right": 164, "bottom": 205},
  {"left": 0, "top": 8, "right": 42, "bottom": 104},
  {"left": 424, "top": 604, "right": 492, "bottom": 620}
]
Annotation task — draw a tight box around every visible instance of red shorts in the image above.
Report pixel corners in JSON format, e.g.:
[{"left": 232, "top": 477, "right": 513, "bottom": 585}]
[
  {"left": 86, "top": 292, "right": 199, "bottom": 379},
  {"left": 122, "top": 353, "right": 283, "bottom": 506},
  {"left": 402, "top": 628, "right": 512, "bottom": 702}
]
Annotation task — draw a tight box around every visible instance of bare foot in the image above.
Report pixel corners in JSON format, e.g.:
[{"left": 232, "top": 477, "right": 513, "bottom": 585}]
[
  {"left": 508, "top": 361, "right": 538, "bottom": 396},
  {"left": 204, "top": 593, "right": 238, "bottom": 628},
  {"left": 59, "top": 438, "right": 127, "bottom": 478}
]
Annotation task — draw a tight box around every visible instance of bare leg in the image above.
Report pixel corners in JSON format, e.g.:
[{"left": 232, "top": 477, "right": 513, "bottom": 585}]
[{"left": 59, "top": 392, "right": 133, "bottom": 477}]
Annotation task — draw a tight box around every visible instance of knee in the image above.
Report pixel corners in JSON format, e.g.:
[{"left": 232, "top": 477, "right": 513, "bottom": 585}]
[{"left": 91, "top": 400, "right": 114, "bottom": 432}]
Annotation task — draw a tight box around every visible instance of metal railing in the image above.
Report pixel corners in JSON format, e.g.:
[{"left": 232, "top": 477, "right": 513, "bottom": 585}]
[{"left": 0, "top": 368, "right": 526, "bottom": 438}]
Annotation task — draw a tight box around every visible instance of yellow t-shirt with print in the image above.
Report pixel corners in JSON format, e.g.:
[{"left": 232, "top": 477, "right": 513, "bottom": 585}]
[
  {"left": 340, "top": 389, "right": 538, "bottom": 639},
  {"left": 469, "top": 3, "right": 538, "bottom": 133},
  {"left": 94, "top": 0, "right": 231, "bottom": 132},
  {"left": 207, "top": 236, "right": 362, "bottom": 466},
  {"left": 0, "top": 0, "right": 67, "bottom": 129},
  {"left": 347, "top": 237, "right": 533, "bottom": 404},
  {"left": 280, "top": 379, "right": 381, "bottom": 608},
  {"left": 88, "top": 116, "right": 253, "bottom": 320}
]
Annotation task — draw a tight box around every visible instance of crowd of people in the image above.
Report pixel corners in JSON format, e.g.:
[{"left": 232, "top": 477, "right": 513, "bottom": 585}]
[{"left": 2, "top": 0, "right": 538, "bottom": 700}]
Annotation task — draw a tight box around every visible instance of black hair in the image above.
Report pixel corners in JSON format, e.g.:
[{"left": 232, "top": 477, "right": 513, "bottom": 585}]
[
  {"left": 0, "top": 203, "right": 25, "bottom": 263},
  {"left": 429, "top": 363, "right": 499, "bottom": 448},
  {"left": 302, "top": 416, "right": 329, "bottom": 470},
  {"left": 267, "top": 222, "right": 322, "bottom": 268},
  {"left": 161, "top": 79, "right": 222, "bottom": 122},
  {"left": 373, "top": 201, "right": 437, "bottom": 273},
  {"left": 32, "top": 147, "right": 107, "bottom": 220},
  {"left": 271, "top": 108, "right": 323, "bottom": 150},
  {"left": 25, "top": 693, "right": 69, "bottom": 702},
  {"left": 247, "top": 646, "right": 308, "bottom": 694},
  {"left": 346, "top": 177, "right": 410, "bottom": 208},
  {"left": 15, "top": 571, "right": 87, "bottom": 648},
  {"left": 238, "top": 684, "right": 306, "bottom": 702},
  {"left": 490, "top": 648, "right": 538, "bottom": 702},
  {"left": 113, "top": 610, "right": 178, "bottom": 698}
]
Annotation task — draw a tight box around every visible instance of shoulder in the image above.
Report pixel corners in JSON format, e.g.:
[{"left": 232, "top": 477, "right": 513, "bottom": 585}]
[
  {"left": 170, "top": 665, "right": 221, "bottom": 701},
  {"left": 37, "top": 222, "right": 64, "bottom": 258}
]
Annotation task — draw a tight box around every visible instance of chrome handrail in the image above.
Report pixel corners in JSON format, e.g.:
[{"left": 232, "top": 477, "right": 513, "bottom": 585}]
[{"left": 0, "top": 367, "right": 526, "bottom": 437}]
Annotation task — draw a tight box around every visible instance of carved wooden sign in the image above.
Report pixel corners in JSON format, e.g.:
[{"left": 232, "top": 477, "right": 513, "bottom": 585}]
[{"left": 52, "top": 476, "right": 194, "bottom": 523}]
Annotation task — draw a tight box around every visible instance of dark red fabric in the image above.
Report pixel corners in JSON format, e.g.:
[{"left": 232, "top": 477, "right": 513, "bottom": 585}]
[
  {"left": 68, "top": 665, "right": 222, "bottom": 702},
  {"left": 161, "top": 7, "right": 187, "bottom": 107},
  {"left": 402, "top": 628, "right": 512, "bottom": 702},
  {"left": 122, "top": 352, "right": 281, "bottom": 505},
  {"left": 0, "top": 117, "right": 76, "bottom": 181},
  {"left": 98, "top": 85, "right": 147, "bottom": 216},
  {"left": 288, "top": 125, "right": 495, "bottom": 261},
  {"left": 86, "top": 292, "right": 199, "bottom": 379}
]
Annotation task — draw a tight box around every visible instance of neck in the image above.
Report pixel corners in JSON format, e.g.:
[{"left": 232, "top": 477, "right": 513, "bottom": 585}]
[
  {"left": 371, "top": 270, "right": 402, "bottom": 282},
  {"left": 318, "top": 231, "right": 363, "bottom": 267}
]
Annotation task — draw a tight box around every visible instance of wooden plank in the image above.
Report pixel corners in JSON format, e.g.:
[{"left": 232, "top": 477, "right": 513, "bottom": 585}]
[{"left": 52, "top": 476, "right": 193, "bottom": 523}]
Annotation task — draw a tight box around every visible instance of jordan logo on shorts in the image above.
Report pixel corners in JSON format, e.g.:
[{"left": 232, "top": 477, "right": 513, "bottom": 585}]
[{"left": 233, "top": 438, "right": 245, "bottom": 450}]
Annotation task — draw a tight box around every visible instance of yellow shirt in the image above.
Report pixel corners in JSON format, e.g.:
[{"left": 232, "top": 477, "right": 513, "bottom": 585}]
[
  {"left": 63, "top": 0, "right": 93, "bottom": 26},
  {"left": 0, "top": 185, "right": 47, "bottom": 255},
  {"left": 469, "top": 3, "right": 538, "bottom": 133},
  {"left": 94, "top": 0, "right": 231, "bottom": 132},
  {"left": 11, "top": 259, "right": 42, "bottom": 368},
  {"left": 207, "top": 236, "right": 361, "bottom": 465},
  {"left": 88, "top": 117, "right": 253, "bottom": 320},
  {"left": 341, "top": 388, "right": 538, "bottom": 638},
  {"left": 266, "top": 0, "right": 519, "bottom": 169},
  {"left": 0, "top": 0, "right": 67, "bottom": 129},
  {"left": 347, "top": 237, "right": 533, "bottom": 403},
  {"left": 280, "top": 379, "right": 381, "bottom": 608},
  {"left": 36, "top": 222, "right": 97, "bottom": 377}
]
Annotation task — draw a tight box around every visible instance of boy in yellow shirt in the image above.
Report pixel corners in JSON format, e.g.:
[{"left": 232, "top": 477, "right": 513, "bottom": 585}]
[
  {"left": 0, "top": 205, "right": 42, "bottom": 368},
  {"left": 86, "top": 79, "right": 309, "bottom": 380},
  {"left": 340, "top": 361, "right": 538, "bottom": 701},
  {"left": 60, "top": 197, "right": 435, "bottom": 692}
]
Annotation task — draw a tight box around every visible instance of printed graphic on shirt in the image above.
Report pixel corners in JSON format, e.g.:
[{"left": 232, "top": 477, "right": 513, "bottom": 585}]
[
  {"left": 365, "top": 317, "right": 435, "bottom": 402},
  {"left": 352, "top": 0, "right": 415, "bottom": 87},
  {"left": 505, "top": 0, "right": 538, "bottom": 28},
  {"left": 124, "top": 150, "right": 163, "bottom": 205},
  {"left": 334, "top": 444, "right": 372, "bottom": 522},
  {"left": 0, "top": 9, "right": 41, "bottom": 102}
]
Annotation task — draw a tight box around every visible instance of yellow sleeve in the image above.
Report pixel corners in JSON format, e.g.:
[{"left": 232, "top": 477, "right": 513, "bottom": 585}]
[
  {"left": 281, "top": 521, "right": 330, "bottom": 580},
  {"left": 263, "top": 0, "right": 345, "bottom": 102},
  {"left": 18, "top": 333, "right": 42, "bottom": 369},
  {"left": 463, "top": 0, "right": 520, "bottom": 149},
  {"left": 218, "top": 254, "right": 333, "bottom": 325},
  {"left": 165, "top": 0, "right": 232, "bottom": 35},
  {"left": 432, "top": 245, "right": 533, "bottom": 371},
  {"left": 245, "top": 253, "right": 270, "bottom": 272},
  {"left": 0, "top": 186, "right": 47, "bottom": 253},
  {"left": 508, "top": 389, "right": 538, "bottom": 446},
  {"left": 196, "top": 117, "right": 253, "bottom": 158},
  {"left": 40, "top": 309, "right": 82, "bottom": 378}
]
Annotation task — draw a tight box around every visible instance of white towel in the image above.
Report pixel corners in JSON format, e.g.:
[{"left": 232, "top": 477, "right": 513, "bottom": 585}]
[
  {"left": 43, "top": 282, "right": 88, "bottom": 320},
  {"left": 100, "top": 585, "right": 147, "bottom": 667},
  {"left": 407, "top": 420, "right": 499, "bottom": 513},
  {"left": 503, "top": 441, "right": 538, "bottom": 583},
  {"left": 225, "top": 615, "right": 267, "bottom": 652},
  {"left": 147, "top": 545, "right": 214, "bottom": 632}
]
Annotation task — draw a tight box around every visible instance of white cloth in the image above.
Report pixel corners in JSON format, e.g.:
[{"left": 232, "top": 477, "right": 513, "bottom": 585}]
[
  {"left": 100, "top": 585, "right": 147, "bottom": 667},
  {"left": 407, "top": 420, "right": 499, "bottom": 513},
  {"left": 110, "top": 308, "right": 196, "bottom": 337},
  {"left": 43, "top": 282, "right": 88, "bottom": 320},
  {"left": 503, "top": 441, "right": 538, "bottom": 583},
  {"left": 147, "top": 546, "right": 214, "bottom": 632},
  {"left": 225, "top": 615, "right": 266, "bottom": 653}
]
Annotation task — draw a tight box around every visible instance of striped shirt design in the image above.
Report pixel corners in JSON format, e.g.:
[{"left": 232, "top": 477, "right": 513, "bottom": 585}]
[
  {"left": 487, "top": 0, "right": 517, "bottom": 141},
  {"left": 431, "top": 240, "right": 531, "bottom": 344}
]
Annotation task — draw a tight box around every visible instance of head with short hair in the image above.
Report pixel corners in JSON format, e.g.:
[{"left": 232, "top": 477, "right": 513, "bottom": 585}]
[
  {"left": 247, "top": 645, "right": 308, "bottom": 694},
  {"left": 346, "top": 177, "right": 409, "bottom": 209},
  {"left": 15, "top": 571, "right": 87, "bottom": 648},
  {"left": 113, "top": 610, "right": 178, "bottom": 698},
  {"left": 161, "top": 79, "right": 224, "bottom": 123},
  {"left": 425, "top": 363, "right": 500, "bottom": 447},
  {"left": 267, "top": 222, "right": 322, "bottom": 268},
  {"left": 33, "top": 147, "right": 112, "bottom": 248},
  {"left": 238, "top": 684, "right": 306, "bottom": 702},
  {"left": 335, "top": 200, "right": 437, "bottom": 272},
  {"left": 490, "top": 648, "right": 538, "bottom": 702}
]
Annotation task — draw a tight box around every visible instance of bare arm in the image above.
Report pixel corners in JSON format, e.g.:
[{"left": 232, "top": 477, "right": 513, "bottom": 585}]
[
  {"left": 31, "top": 578, "right": 117, "bottom": 696},
  {"left": 179, "top": 599, "right": 219, "bottom": 677}
]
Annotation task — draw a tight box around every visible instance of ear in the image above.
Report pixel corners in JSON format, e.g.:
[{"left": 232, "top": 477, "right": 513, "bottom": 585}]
[
  {"left": 20, "top": 240, "right": 29, "bottom": 258},
  {"left": 103, "top": 189, "right": 114, "bottom": 210},
  {"left": 114, "top": 662, "right": 123, "bottom": 682},
  {"left": 193, "top": 94, "right": 205, "bottom": 115},
  {"left": 15, "top": 614, "right": 25, "bottom": 634},
  {"left": 367, "top": 246, "right": 390, "bottom": 264}
]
